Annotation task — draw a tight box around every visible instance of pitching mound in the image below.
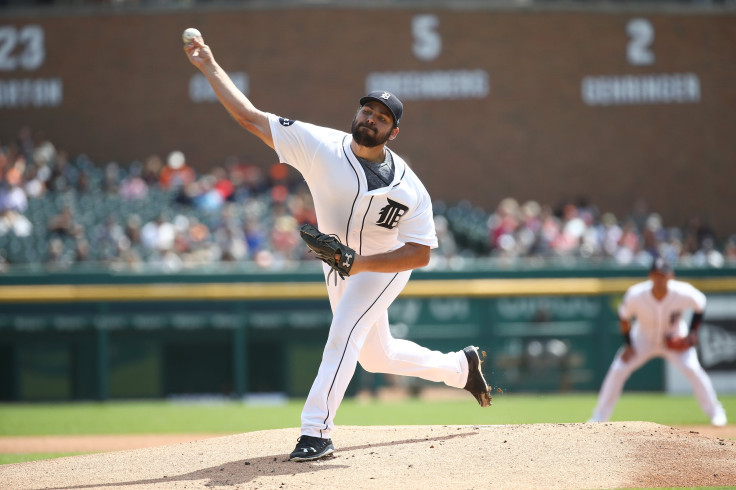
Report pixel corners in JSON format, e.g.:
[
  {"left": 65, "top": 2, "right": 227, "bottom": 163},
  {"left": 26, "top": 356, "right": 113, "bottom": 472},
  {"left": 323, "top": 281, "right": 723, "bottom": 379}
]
[{"left": 1, "top": 422, "right": 735, "bottom": 489}]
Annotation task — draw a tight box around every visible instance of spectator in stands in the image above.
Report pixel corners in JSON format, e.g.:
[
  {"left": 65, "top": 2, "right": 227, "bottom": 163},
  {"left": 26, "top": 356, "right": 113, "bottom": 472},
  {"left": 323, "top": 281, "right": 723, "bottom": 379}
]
[
  {"left": 0, "top": 178, "right": 28, "bottom": 214},
  {"left": 269, "top": 205, "right": 300, "bottom": 265},
  {"left": 213, "top": 216, "right": 248, "bottom": 262},
  {"left": 45, "top": 237, "right": 73, "bottom": 269},
  {"left": 1, "top": 125, "right": 735, "bottom": 271},
  {"left": 597, "top": 213, "right": 623, "bottom": 258},
  {"left": 658, "top": 227, "right": 683, "bottom": 266},
  {"left": 614, "top": 219, "right": 641, "bottom": 265},
  {"left": 102, "top": 161, "right": 121, "bottom": 195},
  {"left": 172, "top": 214, "right": 193, "bottom": 256},
  {"left": 682, "top": 216, "right": 717, "bottom": 258},
  {"left": 488, "top": 197, "right": 520, "bottom": 252},
  {"left": 93, "top": 216, "right": 126, "bottom": 262},
  {"left": 23, "top": 163, "right": 47, "bottom": 198},
  {"left": 74, "top": 237, "right": 91, "bottom": 263},
  {"left": 555, "top": 203, "right": 585, "bottom": 255},
  {"left": 518, "top": 200, "right": 542, "bottom": 255},
  {"left": 212, "top": 166, "right": 234, "bottom": 203},
  {"left": 191, "top": 174, "right": 225, "bottom": 211},
  {"left": 433, "top": 214, "right": 458, "bottom": 265},
  {"left": 120, "top": 161, "right": 148, "bottom": 201},
  {"left": 0, "top": 208, "right": 32, "bottom": 237},
  {"left": 243, "top": 215, "right": 267, "bottom": 259},
  {"left": 141, "top": 213, "right": 176, "bottom": 252},
  {"left": 112, "top": 246, "right": 143, "bottom": 271},
  {"left": 47, "top": 205, "right": 83, "bottom": 239},
  {"left": 46, "top": 151, "right": 76, "bottom": 193},
  {"left": 724, "top": 235, "right": 736, "bottom": 264},
  {"left": 142, "top": 155, "right": 164, "bottom": 187},
  {"left": 537, "top": 204, "right": 561, "bottom": 256},
  {"left": 159, "top": 150, "right": 196, "bottom": 190},
  {"left": 231, "top": 160, "right": 268, "bottom": 200},
  {"left": 287, "top": 186, "right": 317, "bottom": 226},
  {"left": 692, "top": 237, "right": 725, "bottom": 268},
  {"left": 32, "top": 138, "right": 56, "bottom": 170},
  {"left": 124, "top": 213, "right": 143, "bottom": 247}
]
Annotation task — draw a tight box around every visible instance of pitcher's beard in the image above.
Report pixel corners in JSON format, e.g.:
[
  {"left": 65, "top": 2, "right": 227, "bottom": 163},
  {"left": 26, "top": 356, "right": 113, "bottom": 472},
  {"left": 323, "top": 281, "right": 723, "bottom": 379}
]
[{"left": 351, "top": 119, "right": 390, "bottom": 147}]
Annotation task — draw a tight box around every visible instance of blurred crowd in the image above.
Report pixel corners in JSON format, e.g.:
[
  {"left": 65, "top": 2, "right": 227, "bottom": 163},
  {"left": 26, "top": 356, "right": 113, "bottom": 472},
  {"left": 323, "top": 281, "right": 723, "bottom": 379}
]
[
  {"left": 1, "top": 127, "right": 734, "bottom": 273},
  {"left": 437, "top": 196, "right": 734, "bottom": 269}
]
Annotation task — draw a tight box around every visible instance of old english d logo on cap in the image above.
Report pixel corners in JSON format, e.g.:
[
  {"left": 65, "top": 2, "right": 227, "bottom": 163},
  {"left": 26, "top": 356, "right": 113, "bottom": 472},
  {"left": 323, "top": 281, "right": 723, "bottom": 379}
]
[{"left": 360, "top": 91, "right": 403, "bottom": 125}]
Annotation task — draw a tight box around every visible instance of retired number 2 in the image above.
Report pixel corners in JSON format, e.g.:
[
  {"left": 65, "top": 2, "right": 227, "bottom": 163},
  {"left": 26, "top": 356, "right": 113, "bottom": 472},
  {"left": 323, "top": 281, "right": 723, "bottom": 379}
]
[{"left": 626, "top": 18, "right": 654, "bottom": 66}]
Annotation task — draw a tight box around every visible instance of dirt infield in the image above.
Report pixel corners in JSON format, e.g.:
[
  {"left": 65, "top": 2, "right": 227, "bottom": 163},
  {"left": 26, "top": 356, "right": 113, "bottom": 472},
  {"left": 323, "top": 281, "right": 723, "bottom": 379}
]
[{"left": 1, "top": 423, "right": 735, "bottom": 489}]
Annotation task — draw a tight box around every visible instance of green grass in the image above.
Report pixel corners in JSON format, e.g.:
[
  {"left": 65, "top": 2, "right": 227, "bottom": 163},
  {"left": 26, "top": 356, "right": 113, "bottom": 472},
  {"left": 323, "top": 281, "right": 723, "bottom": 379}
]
[
  {"left": 1, "top": 393, "right": 733, "bottom": 436},
  {"left": 0, "top": 453, "right": 84, "bottom": 465}
]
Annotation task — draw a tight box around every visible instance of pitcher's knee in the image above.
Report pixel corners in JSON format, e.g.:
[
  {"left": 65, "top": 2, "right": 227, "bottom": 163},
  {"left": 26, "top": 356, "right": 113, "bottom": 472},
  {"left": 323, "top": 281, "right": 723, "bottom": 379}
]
[
  {"left": 359, "top": 352, "right": 395, "bottom": 373},
  {"left": 359, "top": 359, "right": 381, "bottom": 373}
]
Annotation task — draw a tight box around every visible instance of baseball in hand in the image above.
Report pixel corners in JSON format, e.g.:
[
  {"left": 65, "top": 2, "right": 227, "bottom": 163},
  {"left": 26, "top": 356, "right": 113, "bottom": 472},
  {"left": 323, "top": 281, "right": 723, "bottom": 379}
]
[{"left": 182, "top": 28, "right": 201, "bottom": 43}]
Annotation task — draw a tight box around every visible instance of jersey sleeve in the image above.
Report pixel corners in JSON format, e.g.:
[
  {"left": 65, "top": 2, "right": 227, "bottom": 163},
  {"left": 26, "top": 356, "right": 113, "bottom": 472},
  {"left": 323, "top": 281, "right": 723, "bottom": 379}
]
[
  {"left": 267, "top": 113, "right": 337, "bottom": 176},
  {"left": 618, "top": 289, "right": 634, "bottom": 320},
  {"left": 685, "top": 283, "right": 707, "bottom": 313},
  {"left": 397, "top": 179, "right": 438, "bottom": 249}
]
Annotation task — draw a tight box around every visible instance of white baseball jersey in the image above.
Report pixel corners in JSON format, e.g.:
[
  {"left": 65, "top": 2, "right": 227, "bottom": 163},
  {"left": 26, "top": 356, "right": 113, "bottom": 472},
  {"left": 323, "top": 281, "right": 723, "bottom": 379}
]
[
  {"left": 268, "top": 114, "right": 438, "bottom": 255},
  {"left": 591, "top": 278, "right": 725, "bottom": 424},
  {"left": 267, "top": 113, "right": 468, "bottom": 439},
  {"left": 619, "top": 279, "right": 706, "bottom": 346}
]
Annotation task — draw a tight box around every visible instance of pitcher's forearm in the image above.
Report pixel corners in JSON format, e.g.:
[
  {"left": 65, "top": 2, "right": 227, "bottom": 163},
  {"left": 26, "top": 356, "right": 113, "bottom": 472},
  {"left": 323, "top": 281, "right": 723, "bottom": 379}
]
[{"left": 351, "top": 243, "right": 430, "bottom": 274}]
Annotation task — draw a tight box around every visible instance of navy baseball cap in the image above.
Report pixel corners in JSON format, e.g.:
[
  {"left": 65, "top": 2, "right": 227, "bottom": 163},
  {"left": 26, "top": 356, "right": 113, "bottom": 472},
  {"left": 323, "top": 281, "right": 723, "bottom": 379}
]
[
  {"left": 650, "top": 257, "right": 674, "bottom": 275},
  {"left": 359, "top": 91, "right": 403, "bottom": 126}
]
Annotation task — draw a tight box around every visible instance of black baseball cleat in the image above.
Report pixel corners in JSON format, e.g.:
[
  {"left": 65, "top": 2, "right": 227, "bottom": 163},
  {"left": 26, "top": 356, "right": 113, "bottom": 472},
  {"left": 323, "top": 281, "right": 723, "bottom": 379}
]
[
  {"left": 463, "top": 345, "right": 492, "bottom": 407},
  {"left": 289, "top": 435, "right": 335, "bottom": 462}
]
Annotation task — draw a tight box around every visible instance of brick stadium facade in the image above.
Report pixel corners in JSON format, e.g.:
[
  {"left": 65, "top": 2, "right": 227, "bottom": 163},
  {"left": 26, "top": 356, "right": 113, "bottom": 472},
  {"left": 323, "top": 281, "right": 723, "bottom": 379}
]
[{"left": 1, "top": 6, "right": 735, "bottom": 237}]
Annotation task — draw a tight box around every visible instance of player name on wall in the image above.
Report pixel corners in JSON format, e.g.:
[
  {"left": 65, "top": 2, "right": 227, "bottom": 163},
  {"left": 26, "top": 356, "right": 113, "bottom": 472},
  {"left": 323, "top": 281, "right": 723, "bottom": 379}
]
[
  {"left": 582, "top": 73, "right": 700, "bottom": 106},
  {"left": 366, "top": 69, "right": 489, "bottom": 100},
  {"left": 0, "top": 77, "right": 62, "bottom": 108},
  {"left": 0, "top": 25, "right": 63, "bottom": 108}
]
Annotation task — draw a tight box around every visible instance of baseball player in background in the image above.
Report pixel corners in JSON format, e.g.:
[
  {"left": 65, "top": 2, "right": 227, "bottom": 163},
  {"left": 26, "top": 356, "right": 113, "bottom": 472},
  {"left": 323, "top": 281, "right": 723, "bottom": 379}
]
[
  {"left": 589, "top": 257, "right": 727, "bottom": 427},
  {"left": 184, "top": 33, "right": 492, "bottom": 462}
]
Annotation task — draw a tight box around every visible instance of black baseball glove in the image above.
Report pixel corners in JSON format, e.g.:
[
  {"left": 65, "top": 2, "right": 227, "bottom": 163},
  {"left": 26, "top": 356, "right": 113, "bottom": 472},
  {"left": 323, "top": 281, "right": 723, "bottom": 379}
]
[{"left": 300, "top": 224, "right": 356, "bottom": 284}]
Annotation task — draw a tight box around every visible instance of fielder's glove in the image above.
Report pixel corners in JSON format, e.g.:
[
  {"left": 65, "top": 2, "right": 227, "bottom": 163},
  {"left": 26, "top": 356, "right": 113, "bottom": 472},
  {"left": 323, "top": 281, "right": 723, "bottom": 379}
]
[
  {"left": 300, "top": 224, "right": 356, "bottom": 284},
  {"left": 665, "top": 332, "right": 697, "bottom": 351}
]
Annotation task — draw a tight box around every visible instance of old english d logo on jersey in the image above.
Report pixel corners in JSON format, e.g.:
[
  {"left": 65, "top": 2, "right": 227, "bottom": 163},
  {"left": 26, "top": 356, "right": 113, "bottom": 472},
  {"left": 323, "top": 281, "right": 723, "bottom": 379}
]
[{"left": 376, "top": 198, "right": 408, "bottom": 229}]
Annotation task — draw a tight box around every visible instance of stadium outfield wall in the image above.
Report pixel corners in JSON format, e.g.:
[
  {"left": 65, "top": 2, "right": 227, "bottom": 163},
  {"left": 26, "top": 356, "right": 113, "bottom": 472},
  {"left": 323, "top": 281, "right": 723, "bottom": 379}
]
[{"left": 1, "top": 264, "right": 734, "bottom": 401}]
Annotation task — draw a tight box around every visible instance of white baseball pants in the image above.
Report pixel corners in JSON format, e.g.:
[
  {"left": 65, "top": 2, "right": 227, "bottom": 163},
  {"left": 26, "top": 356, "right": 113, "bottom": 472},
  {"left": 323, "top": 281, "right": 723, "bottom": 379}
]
[
  {"left": 300, "top": 266, "right": 469, "bottom": 439},
  {"left": 590, "top": 341, "right": 724, "bottom": 423}
]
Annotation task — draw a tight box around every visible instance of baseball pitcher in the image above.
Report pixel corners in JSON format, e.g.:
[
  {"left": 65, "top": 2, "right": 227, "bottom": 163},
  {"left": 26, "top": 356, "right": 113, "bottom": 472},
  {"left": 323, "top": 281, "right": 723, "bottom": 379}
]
[{"left": 183, "top": 31, "right": 493, "bottom": 462}]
